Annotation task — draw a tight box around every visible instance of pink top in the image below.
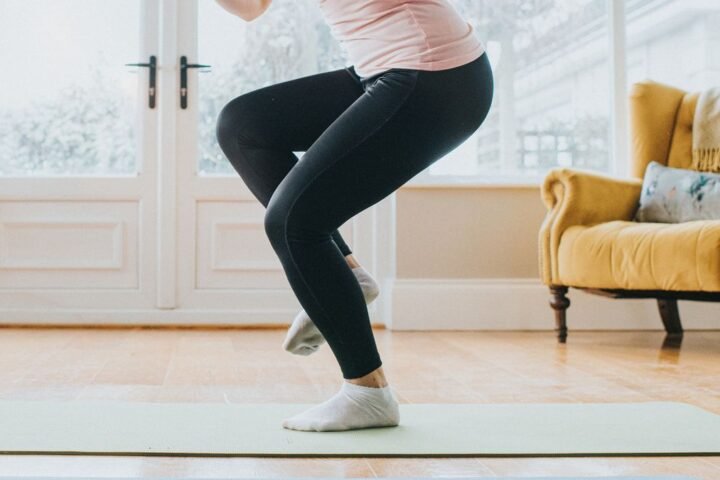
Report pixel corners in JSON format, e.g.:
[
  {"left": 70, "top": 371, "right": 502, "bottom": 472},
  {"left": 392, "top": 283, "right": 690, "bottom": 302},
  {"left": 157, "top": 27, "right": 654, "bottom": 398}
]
[{"left": 316, "top": 0, "right": 485, "bottom": 79}]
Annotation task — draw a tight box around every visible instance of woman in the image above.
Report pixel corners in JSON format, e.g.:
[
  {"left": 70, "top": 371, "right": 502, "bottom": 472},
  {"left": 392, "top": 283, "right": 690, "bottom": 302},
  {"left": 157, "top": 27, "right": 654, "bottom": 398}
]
[{"left": 215, "top": 0, "right": 494, "bottom": 432}]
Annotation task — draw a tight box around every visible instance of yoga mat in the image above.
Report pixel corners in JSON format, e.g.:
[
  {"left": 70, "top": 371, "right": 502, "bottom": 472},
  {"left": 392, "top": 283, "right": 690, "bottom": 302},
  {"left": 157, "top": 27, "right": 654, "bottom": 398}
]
[{"left": 0, "top": 400, "right": 719, "bottom": 456}]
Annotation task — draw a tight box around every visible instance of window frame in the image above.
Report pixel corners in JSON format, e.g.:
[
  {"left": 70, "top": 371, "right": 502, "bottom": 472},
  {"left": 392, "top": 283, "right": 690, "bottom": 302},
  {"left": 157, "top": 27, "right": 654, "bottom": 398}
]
[{"left": 406, "top": 0, "right": 629, "bottom": 188}]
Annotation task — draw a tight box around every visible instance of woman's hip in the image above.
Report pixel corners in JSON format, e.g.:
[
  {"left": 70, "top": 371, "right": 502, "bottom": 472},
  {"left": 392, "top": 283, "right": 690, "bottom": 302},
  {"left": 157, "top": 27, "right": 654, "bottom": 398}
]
[
  {"left": 293, "top": 52, "right": 494, "bottom": 187},
  {"left": 416, "top": 52, "right": 493, "bottom": 131},
  {"left": 354, "top": 52, "right": 494, "bottom": 143},
  {"left": 374, "top": 52, "right": 494, "bottom": 155}
]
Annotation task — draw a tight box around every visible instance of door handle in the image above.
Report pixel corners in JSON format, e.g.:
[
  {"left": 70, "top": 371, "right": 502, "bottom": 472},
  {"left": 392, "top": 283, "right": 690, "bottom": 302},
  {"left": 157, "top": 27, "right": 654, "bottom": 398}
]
[
  {"left": 180, "top": 55, "right": 212, "bottom": 109},
  {"left": 125, "top": 55, "right": 157, "bottom": 109}
]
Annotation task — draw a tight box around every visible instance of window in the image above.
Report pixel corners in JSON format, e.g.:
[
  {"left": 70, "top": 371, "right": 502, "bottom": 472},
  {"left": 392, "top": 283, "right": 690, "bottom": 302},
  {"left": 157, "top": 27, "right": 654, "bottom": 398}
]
[
  {"left": 625, "top": 0, "right": 720, "bottom": 91},
  {"left": 431, "top": 0, "right": 611, "bottom": 180},
  {"left": 197, "top": 0, "right": 346, "bottom": 175},
  {"left": 199, "top": 0, "right": 615, "bottom": 182},
  {"left": 426, "top": 0, "right": 720, "bottom": 182},
  {"left": 0, "top": 0, "right": 142, "bottom": 176},
  {"left": 5, "top": 1, "right": 719, "bottom": 181}
]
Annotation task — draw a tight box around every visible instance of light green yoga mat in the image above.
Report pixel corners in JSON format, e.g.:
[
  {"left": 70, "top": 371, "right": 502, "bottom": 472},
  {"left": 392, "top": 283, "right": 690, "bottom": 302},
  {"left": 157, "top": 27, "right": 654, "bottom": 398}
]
[{"left": 1, "top": 400, "right": 719, "bottom": 456}]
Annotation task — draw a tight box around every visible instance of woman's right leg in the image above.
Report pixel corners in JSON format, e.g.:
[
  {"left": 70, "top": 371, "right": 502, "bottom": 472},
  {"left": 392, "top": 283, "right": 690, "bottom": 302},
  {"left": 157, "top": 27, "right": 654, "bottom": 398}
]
[{"left": 215, "top": 67, "right": 364, "bottom": 257}]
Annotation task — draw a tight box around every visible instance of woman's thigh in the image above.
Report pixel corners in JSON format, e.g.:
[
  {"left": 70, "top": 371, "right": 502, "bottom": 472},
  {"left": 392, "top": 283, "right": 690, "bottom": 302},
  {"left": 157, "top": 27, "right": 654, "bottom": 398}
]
[
  {"left": 215, "top": 66, "right": 365, "bottom": 152},
  {"left": 267, "top": 53, "right": 495, "bottom": 233}
]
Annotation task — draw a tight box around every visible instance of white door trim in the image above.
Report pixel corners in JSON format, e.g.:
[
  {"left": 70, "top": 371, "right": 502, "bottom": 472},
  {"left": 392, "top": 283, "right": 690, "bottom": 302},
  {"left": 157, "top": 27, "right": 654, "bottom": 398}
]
[{"left": 156, "top": 0, "right": 180, "bottom": 308}]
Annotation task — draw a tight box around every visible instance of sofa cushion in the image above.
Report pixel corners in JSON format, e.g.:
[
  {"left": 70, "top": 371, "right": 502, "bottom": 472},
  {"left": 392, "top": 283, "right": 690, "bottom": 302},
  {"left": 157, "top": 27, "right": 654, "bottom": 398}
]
[
  {"left": 635, "top": 161, "right": 720, "bottom": 223},
  {"left": 557, "top": 220, "right": 720, "bottom": 291}
]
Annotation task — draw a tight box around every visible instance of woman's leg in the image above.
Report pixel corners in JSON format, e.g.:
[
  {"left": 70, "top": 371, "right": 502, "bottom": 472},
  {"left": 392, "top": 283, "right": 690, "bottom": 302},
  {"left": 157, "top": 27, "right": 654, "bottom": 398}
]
[
  {"left": 267, "top": 53, "right": 494, "bottom": 431},
  {"left": 215, "top": 67, "right": 384, "bottom": 355},
  {"left": 215, "top": 67, "right": 363, "bottom": 257}
]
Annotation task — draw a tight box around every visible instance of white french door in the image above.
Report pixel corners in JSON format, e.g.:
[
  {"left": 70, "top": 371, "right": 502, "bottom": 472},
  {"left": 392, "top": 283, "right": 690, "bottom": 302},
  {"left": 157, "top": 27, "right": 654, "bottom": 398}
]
[{"left": 0, "top": 0, "right": 394, "bottom": 325}]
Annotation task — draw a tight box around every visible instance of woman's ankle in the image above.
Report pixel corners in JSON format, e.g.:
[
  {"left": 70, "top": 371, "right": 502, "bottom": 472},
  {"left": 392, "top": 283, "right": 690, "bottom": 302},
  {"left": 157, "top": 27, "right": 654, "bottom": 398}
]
[
  {"left": 345, "top": 253, "right": 361, "bottom": 269},
  {"left": 346, "top": 367, "right": 388, "bottom": 388}
]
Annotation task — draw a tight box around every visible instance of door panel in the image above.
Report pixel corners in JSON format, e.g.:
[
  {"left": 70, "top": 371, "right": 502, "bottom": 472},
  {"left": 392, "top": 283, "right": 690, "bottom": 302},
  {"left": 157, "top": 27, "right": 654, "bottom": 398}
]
[
  {"left": 0, "top": 201, "right": 138, "bottom": 289},
  {"left": 195, "top": 201, "right": 285, "bottom": 290},
  {"left": 0, "top": 0, "right": 144, "bottom": 176},
  {"left": 0, "top": 0, "right": 159, "bottom": 317}
]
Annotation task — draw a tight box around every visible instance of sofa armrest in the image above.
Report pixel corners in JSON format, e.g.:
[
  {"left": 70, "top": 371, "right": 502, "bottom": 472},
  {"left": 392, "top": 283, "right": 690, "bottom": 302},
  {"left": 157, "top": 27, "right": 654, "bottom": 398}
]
[{"left": 539, "top": 168, "right": 643, "bottom": 285}]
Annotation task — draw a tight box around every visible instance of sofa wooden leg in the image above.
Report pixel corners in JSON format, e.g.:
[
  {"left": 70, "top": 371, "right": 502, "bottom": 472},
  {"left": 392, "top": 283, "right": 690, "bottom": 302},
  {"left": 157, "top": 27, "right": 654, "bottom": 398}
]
[
  {"left": 657, "top": 298, "right": 683, "bottom": 336},
  {"left": 549, "top": 286, "right": 570, "bottom": 343}
]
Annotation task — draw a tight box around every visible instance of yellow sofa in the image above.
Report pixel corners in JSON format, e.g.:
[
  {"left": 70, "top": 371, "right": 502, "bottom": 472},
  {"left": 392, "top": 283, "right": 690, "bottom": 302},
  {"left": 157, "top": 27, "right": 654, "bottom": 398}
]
[{"left": 539, "top": 80, "right": 720, "bottom": 343}]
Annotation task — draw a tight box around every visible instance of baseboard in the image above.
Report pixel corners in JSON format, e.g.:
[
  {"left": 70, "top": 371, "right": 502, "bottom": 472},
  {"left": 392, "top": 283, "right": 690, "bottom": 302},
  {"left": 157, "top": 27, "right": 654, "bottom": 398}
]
[
  {"left": 3, "top": 278, "right": 718, "bottom": 330},
  {"left": 0, "top": 307, "right": 382, "bottom": 327},
  {"left": 391, "top": 278, "right": 720, "bottom": 330}
]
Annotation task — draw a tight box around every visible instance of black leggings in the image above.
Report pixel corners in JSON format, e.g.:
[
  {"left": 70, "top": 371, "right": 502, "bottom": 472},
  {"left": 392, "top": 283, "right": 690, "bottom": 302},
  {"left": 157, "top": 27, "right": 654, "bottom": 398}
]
[{"left": 216, "top": 52, "right": 494, "bottom": 379}]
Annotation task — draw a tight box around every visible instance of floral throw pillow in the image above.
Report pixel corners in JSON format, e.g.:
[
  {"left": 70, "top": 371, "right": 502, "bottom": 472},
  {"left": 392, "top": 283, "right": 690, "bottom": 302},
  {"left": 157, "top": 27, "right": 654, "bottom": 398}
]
[{"left": 634, "top": 161, "right": 720, "bottom": 223}]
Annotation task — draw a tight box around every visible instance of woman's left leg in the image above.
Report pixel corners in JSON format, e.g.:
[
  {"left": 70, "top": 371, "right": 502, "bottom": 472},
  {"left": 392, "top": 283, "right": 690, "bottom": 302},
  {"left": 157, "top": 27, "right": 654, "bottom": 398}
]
[
  {"left": 267, "top": 53, "right": 494, "bottom": 431},
  {"left": 215, "top": 67, "right": 363, "bottom": 259}
]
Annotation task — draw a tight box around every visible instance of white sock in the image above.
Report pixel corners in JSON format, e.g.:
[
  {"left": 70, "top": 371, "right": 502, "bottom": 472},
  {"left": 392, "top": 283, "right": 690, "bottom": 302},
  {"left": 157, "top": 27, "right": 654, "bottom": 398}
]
[
  {"left": 282, "top": 381, "right": 400, "bottom": 432},
  {"left": 282, "top": 266, "right": 379, "bottom": 356}
]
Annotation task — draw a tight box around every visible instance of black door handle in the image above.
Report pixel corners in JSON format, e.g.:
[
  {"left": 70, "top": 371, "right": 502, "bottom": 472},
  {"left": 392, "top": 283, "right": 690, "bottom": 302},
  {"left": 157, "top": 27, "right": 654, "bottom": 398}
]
[
  {"left": 125, "top": 55, "right": 157, "bottom": 109},
  {"left": 180, "top": 55, "right": 212, "bottom": 109}
]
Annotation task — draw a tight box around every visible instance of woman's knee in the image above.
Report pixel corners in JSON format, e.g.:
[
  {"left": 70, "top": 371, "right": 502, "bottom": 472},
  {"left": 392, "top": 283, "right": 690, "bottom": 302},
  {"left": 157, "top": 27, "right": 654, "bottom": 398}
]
[
  {"left": 215, "top": 99, "right": 237, "bottom": 150},
  {"left": 264, "top": 192, "right": 322, "bottom": 251},
  {"left": 215, "top": 95, "right": 263, "bottom": 153},
  {"left": 263, "top": 197, "right": 288, "bottom": 251}
]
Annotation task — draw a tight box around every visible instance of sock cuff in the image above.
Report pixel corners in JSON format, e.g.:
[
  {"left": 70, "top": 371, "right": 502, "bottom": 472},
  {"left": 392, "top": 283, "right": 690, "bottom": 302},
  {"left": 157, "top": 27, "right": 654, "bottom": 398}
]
[
  {"left": 342, "top": 381, "right": 392, "bottom": 393},
  {"left": 351, "top": 266, "right": 373, "bottom": 279}
]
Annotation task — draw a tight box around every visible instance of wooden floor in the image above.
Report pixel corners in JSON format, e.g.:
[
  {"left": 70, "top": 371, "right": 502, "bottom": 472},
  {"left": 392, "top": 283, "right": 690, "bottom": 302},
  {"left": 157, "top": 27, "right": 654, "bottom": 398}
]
[{"left": 0, "top": 327, "right": 718, "bottom": 478}]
